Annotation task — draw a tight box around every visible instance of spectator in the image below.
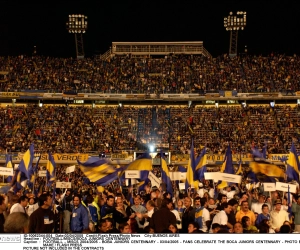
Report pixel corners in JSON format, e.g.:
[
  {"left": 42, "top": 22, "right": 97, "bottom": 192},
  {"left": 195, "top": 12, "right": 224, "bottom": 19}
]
[
  {"left": 136, "top": 199, "right": 157, "bottom": 229},
  {"left": 130, "top": 195, "right": 147, "bottom": 231},
  {"left": 270, "top": 199, "right": 289, "bottom": 233},
  {"left": 227, "top": 198, "right": 238, "bottom": 230},
  {"left": 97, "top": 219, "right": 108, "bottom": 233},
  {"left": 150, "top": 198, "right": 176, "bottom": 233},
  {"left": 70, "top": 194, "right": 89, "bottom": 233},
  {"left": 100, "top": 195, "right": 115, "bottom": 220},
  {"left": 86, "top": 194, "right": 98, "bottom": 231},
  {"left": 241, "top": 215, "right": 258, "bottom": 233},
  {"left": 4, "top": 212, "right": 29, "bottom": 233},
  {"left": 29, "top": 193, "right": 56, "bottom": 233},
  {"left": 26, "top": 196, "right": 39, "bottom": 217},
  {"left": 280, "top": 224, "right": 292, "bottom": 233},
  {"left": 62, "top": 189, "right": 73, "bottom": 233},
  {"left": 0, "top": 195, "right": 7, "bottom": 233},
  {"left": 233, "top": 222, "right": 244, "bottom": 234},
  {"left": 209, "top": 202, "right": 232, "bottom": 233},
  {"left": 235, "top": 201, "right": 256, "bottom": 226},
  {"left": 187, "top": 222, "right": 202, "bottom": 233},
  {"left": 181, "top": 196, "right": 195, "bottom": 233},
  {"left": 10, "top": 195, "right": 28, "bottom": 214},
  {"left": 119, "top": 222, "right": 131, "bottom": 234},
  {"left": 168, "top": 223, "right": 178, "bottom": 233},
  {"left": 211, "top": 223, "right": 221, "bottom": 233},
  {"left": 292, "top": 195, "right": 300, "bottom": 233},
  {"left": 256, "top": 204, "right": 270, "bottom": 227}
]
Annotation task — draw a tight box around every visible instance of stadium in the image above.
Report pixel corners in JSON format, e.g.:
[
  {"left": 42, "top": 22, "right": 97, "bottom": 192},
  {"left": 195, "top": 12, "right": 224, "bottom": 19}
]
[{"left": 0, "top": 7, "right": 300, "bottom": 235}]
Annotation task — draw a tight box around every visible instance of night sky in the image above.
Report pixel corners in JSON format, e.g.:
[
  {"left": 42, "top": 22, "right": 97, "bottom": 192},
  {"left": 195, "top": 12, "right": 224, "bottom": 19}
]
[{"left": 1, "top": 1, "right": 300, "bottom": 58}]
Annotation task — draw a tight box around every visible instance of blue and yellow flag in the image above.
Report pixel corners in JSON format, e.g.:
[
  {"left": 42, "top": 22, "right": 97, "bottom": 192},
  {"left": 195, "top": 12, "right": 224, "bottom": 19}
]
[
  {"left": 5, "top": 154, "right": 13, "bottom": 183},
  {"left": 286, "top": 142, "right": 300, "bottom": 182},
  {"left": 46, "top": 152, "right": 56, "bottom": 185},
  {"left": 249, "top": 161, "right": 285, "bottom": 182},
  {"left": 121, "top": 152, "right": 152, "bottom": 186},
  {"left": 195, "top": 147, "right": 207, "bottom": 181},
  {"left": 28, "top": 155, "right": 41, "bottom": 190},
  {"left": 124, "top": 152, "right": 152, "bottom": 171},
  {"left": 161, "top": 151, "right": 173, "bottom": 197},
  {"left": 77, "top": 157, "right": 120, "bottom": 187},
  {"left": 236, "top": 160, "right": 243, "bottom": 175},
  {"left": 18, "top": 144, "right": 34, "bottom": 179},
  {"left": 217, "top": 145, "right": 234, "bottom": 189},
  {"left": 223, "top": 145, "right": 234, "bottom": 174},
  {"left": 15, "top": 169, "right": 28, "bottom": 192},
  {"left": 186, "top": 139, "right": 198, "bottom": 189}
]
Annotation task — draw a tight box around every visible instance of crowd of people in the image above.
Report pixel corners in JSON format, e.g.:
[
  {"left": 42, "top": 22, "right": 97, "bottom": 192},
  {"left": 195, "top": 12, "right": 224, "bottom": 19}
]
[
  {"left": 0, "top": 53, "right": 300, "bottom": 94},
  {"left": 0, "top": 104, "right": 299, "bottom": 156},
  {"left": 1, "top": 179, "right": 300, "bottom": 234},
  {"left": 1, "top": 52, "right": 300, "bottom": 235}
]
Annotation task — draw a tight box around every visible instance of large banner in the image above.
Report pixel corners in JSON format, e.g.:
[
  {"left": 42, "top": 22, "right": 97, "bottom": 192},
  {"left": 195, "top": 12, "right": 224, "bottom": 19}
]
[{"left": 17, "top": 153, "right": 89, "bottom": 162}]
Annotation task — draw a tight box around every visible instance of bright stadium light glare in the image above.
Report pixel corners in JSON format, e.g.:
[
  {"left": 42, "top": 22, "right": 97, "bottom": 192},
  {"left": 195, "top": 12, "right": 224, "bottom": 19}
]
[{"left": 149, "top": 144, "right": 155, "bottom": 153}]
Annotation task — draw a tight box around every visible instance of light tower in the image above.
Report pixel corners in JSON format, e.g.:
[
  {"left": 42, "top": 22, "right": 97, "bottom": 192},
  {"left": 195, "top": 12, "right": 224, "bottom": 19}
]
[
  {"left": 66, "top": 14, "right": 88, "bottom": 59},
  {"left": 224, "top": 11, "right": 246, "bottom": 57}
]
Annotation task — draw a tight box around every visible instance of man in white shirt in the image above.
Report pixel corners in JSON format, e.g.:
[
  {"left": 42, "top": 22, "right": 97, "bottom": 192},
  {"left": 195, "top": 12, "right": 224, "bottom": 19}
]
[
  {"left": 209, "top": 202, "right": 232, "bottom": 233},
  {"left": 199, "top": 198, "right": 210, "bottom": 233},
  {"left": 270, "top": 199, "right": 289, "bottom": 233},
  {"left": 10, "top": 195, "right": 28, "bottom": 214}
]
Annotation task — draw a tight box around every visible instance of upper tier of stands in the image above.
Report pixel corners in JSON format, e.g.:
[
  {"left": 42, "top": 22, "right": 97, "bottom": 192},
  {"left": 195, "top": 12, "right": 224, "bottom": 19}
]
[{"left": 0, "top": 53, "right": 299, "bottom": 94}]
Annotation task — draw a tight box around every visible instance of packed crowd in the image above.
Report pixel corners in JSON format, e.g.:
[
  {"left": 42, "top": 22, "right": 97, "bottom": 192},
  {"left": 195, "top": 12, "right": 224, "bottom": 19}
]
[
  {"left": 0, "top": 104, "right": 299, "bottom": 155},
  {"left": 0, "top": 53, "right": 300, "bottom": 93},
  {"left": 1, "top": 179, "right": 300, "bottom": 234}
]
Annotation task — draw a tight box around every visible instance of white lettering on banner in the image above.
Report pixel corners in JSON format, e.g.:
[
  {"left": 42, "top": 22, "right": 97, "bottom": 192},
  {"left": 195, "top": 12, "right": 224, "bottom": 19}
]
[
  {"left": 263, "top": 183, "right": 276, "bottom": 191},
  {"left": 65, "top": 165, "right": 76, "bottom": 174},
  {"left": 170, "top": 172, "right": 186, "bottom": 180},
  {"left": 0, "top": 166, "right": 13, "bottom": 176},
  {"left": 276, "top": 182, "right": 297, "bottom": 193},
  {"left": 1, "top": 233, "right": 300, "bottom": 249},
  {"left": 38, "top": 170, "right": 47, "bottom": 177},
  {"left": 125, "top": 170, "right": 141, "bottom": 179},
  {"left": 218, "top": 173, "right": 242, "bottom": 183},
  {"left": 56, "top": 182, "right": 72, "bottom": 188},
  {"left": 148, "top": 171, "right": 161, "bottom": 188}
]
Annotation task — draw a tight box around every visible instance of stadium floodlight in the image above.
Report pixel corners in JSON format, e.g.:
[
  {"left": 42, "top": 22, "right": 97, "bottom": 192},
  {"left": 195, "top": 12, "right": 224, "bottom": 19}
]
[
  {"left": 224, "top": 11, "right": 246, "bottom": 57},
  {"left": 66, "top": 14, "right": 88, "bottom": 59}
]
